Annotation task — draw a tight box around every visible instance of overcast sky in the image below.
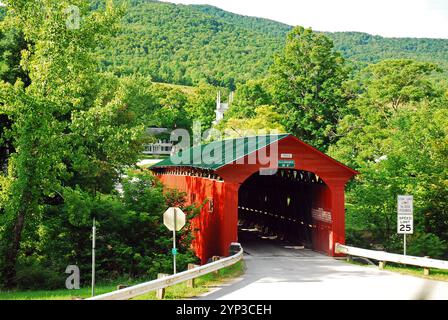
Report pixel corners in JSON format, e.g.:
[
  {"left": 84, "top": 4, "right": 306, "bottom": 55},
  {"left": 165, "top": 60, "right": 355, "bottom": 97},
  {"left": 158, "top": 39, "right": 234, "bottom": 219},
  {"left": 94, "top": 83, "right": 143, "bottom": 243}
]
[{"left": 161, "top": 0, "right": 448, "bottom": 39}]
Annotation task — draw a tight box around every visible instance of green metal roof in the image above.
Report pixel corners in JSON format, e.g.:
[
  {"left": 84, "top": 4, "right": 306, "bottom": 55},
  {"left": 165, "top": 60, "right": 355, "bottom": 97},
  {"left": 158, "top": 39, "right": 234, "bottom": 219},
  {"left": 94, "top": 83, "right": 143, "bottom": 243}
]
[{"left": 151, "top": 134, "right": 290, "bottom": 170}]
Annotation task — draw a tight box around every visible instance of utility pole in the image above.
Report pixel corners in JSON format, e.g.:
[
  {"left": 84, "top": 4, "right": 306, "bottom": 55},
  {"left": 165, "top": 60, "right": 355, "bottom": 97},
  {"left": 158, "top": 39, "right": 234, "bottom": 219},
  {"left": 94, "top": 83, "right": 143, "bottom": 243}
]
[
  {"left": 91, "top": 218, "right": 96, "bottom": 297},
  {"left": 173, "top": 208, "right": 177, "bottom": 274}
]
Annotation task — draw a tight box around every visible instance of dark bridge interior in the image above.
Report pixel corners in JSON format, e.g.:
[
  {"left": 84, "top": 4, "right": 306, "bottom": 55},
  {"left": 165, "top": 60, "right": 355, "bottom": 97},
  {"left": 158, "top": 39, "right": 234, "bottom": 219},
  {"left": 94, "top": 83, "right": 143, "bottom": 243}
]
[{"left": 238, "top": 169, "right": 326, "bottom": 247}]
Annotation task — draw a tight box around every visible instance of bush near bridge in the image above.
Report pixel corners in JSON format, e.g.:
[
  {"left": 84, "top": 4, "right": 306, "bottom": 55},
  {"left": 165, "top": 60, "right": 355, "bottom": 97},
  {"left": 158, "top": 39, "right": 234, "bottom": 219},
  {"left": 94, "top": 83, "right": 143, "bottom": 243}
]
[{"left": 11, "top": 171, "right": 200, "bottom": 291}]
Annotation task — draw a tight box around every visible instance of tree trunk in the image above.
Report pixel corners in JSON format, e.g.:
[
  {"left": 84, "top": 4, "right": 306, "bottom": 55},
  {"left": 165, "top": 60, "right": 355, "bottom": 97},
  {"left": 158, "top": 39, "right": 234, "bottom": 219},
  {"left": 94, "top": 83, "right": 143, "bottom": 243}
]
[
  {"left": 2, "top": 192, "right": 31, "bottom": 289},
  {"left": 3, "top": 211, "right": 26, "bottom": 288}
]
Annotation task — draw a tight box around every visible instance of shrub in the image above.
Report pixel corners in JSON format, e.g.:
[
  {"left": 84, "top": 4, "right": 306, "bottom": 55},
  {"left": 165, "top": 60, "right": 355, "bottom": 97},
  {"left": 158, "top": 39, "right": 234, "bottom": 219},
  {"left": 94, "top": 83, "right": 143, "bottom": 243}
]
[
  {"left": 15, "top": 260, "right": 62, "bottom": 290},
  {"left": 407, "top": 233, "right": 447, "bottom": 259},
  {"left": 23, "top": 171, "right": 201, "bottom": 289}
]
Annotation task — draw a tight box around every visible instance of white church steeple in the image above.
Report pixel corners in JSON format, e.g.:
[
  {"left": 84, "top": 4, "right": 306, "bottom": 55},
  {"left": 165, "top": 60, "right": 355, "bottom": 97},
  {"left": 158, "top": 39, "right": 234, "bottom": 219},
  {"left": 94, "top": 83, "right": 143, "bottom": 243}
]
[{"left": 213, "top": 91, "right": 233, "bottom": 125}]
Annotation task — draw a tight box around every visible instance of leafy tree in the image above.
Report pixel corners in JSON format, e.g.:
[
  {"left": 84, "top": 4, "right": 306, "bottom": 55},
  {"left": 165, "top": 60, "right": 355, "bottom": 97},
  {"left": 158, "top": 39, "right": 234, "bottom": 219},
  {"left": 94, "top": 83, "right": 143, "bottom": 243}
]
[
  {"left": 350, "top": 59, "right": 442, "bottom": 111},
  {"left": 224, "top": 79, "right": 272, "bottom": 119},
  {"left": 147, "top": 84, "right": 192, "bottom": 130},
  {"left": 0, "top": 24, "right": 29, "bottom": 85},
  {"left": 0, "top": 0, "right": 145, "bottom": 288},
  {"left": 216, "top": 105, "right": 286, "bottom": 138},
  {"left": 0, "top": 15, "right": 30, "bottom": 179},
  {"left": 331, "top": 59, "right": 442, "bottom": 168},
  {"left": 184, "top": 82, "right": 217, "bottom": 131},
  {"left": 145, "top": 82, "right": 222, "bottom": 133},
  {"left": 269, "top": 26, "right": 349, "bottom": 150}
]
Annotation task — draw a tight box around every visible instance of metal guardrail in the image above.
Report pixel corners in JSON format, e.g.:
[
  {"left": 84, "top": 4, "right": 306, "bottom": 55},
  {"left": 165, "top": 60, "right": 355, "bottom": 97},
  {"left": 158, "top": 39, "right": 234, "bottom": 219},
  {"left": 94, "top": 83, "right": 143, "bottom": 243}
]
[
  {"left": 335, "top": 243, "right": 448, "bottom": 270},
  {"left": 86, "top": 243, "right": 244, "bottom": 300}
]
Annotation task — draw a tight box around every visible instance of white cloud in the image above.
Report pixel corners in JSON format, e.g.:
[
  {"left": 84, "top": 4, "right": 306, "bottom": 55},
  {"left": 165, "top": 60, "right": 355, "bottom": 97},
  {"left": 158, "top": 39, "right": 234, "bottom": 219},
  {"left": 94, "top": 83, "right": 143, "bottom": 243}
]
[{"left": 160, "top": 0, "right": 448, "bottom": 39}]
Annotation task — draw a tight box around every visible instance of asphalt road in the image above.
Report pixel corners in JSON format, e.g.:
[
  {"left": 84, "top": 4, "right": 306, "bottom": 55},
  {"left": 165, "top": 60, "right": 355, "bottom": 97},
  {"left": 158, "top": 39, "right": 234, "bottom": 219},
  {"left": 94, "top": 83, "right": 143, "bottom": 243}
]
[{"left": 199, "top": 230, "right": 448, "bottom": 300}]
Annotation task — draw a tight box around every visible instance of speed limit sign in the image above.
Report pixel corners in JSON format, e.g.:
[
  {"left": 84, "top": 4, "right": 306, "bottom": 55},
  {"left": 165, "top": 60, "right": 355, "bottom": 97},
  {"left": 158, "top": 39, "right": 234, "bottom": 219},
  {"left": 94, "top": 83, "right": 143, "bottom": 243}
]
[
  {"left": 397, "top": 195, "right": 413, "bottom": 234},
  {"left": 397, "top": 195, "right": 413, "bottom": 256}
]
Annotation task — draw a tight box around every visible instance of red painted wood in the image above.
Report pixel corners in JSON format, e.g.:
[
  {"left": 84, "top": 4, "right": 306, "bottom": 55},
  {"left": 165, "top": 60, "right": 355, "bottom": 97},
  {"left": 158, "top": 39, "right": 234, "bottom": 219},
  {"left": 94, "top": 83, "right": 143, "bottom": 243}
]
[{"left": 157, "top": 174, "right": 225, "bottom": 263}]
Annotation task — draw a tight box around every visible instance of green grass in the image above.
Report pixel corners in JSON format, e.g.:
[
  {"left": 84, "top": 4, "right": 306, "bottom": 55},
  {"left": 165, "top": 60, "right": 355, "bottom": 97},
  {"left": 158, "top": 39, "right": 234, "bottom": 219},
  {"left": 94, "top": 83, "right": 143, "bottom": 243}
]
[
  {"left": 345, "top": 259, "right": 448, "bottom": 282},
  {"left": 138, "top": 154, "right": 169, "bottom": 160},
  {"left": 383, "top": 264, "right": 448, "bottom": 282},
  {"left": 0, "top": 284, "right": 119, "bottom": 300},
  {"left": 133, "top": 261, "right": 245, "bottom": 300},
  {"left": 0, "top": 261, "right": 245, "bottom": 300},
  {"left": 137, "top": 155, "right": 167, "bottom": 169}
]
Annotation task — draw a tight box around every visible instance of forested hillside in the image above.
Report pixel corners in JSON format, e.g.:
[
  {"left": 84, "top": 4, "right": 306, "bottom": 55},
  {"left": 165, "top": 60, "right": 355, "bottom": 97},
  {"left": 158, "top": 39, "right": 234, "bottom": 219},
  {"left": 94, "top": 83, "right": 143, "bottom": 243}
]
[
  {"left": 95, "top": 0, "right": 448, "bottom": 87},
  {"left": 96, "top": 0, "right": 284, "bottom": 88},
  {"left": 329, "top": 32, "right": 448, "bottom": 72}
]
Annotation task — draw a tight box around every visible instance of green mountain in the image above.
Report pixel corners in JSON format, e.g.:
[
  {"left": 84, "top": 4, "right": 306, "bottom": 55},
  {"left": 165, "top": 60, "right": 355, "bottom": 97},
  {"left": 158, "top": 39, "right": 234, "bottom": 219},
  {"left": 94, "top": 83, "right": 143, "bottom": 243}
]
[
  {"left": 5, "top": 1, "right": 448, "bottom": 88},
  {"left": 196, "top": 4, "right": 448, "bottom": 64},
  {"left": 97, "top": 0, "right": 286, "bottom": 88},
  {"left": 328, "top": 32, "right": 448, "bottom": 68}
]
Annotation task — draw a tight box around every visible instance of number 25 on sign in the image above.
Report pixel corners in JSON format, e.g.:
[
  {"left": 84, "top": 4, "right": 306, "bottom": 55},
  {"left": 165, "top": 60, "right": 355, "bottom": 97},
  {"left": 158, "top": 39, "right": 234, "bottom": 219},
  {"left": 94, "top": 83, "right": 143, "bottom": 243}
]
[{"left": 397, "top": 195, "right": 413, "bottom": 256}]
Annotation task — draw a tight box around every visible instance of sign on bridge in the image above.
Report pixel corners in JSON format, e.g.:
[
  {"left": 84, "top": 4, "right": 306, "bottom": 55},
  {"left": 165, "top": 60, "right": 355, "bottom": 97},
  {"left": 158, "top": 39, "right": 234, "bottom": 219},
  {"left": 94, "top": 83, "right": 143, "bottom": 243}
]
[{"left": 278, "top": 160, "right": 295, "bottom": 168}]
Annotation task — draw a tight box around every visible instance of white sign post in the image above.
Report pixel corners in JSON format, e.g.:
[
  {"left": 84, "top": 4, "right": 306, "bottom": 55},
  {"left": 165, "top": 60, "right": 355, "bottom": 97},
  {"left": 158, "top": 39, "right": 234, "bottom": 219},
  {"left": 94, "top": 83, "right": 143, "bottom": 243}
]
[
  {"left": 92, "top": 217, "right": 96, "bottom": 297},
  {"left": 397, "top": 195, "right": 413, "bottom": 255},
  {"left": 163, "top": 207, "right": 186, "bottom": 274}
]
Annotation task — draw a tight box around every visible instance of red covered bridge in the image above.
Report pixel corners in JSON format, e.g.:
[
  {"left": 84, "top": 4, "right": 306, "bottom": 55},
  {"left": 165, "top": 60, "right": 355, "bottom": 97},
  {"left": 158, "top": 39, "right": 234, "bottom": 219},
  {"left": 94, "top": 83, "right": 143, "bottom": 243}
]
[{"left": 151, "top": 134, "right": 357, "bottom": 263}]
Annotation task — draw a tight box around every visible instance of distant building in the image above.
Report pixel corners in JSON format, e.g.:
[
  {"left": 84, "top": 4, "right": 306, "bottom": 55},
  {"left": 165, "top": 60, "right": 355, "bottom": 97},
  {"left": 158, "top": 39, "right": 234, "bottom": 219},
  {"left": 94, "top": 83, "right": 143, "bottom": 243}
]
[
  {"left": 213, "top": 91, "right": 233, "bottom": 125},
  {"left": 143, "top": 140, "right": 174, "bottom": 155},
  {"left": 143, "top": 128, "right": 175, "bottom": 156}
]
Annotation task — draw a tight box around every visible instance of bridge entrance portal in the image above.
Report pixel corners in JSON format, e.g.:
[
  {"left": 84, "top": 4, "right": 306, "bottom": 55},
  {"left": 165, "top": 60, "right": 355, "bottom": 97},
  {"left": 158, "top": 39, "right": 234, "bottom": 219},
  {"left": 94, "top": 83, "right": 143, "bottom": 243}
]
[{"left": 238, "top": 169, "right": 328, "bottom": 250}]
